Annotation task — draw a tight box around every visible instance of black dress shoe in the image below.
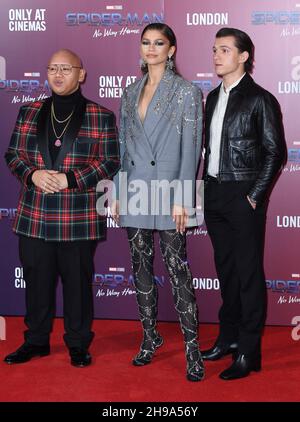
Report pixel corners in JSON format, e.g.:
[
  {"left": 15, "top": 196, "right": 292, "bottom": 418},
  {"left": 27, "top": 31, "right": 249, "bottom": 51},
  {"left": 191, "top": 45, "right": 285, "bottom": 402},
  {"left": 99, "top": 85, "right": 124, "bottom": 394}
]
[
  {"left": 132, "top": 333, "right": 163, "bottom": 366},
  {"left": 219, "top": 353, "right": 261, "bottom": 380},
  {"left": 201, "top": 342, "right": 238, "bottom": 361},
  {"left": 69, "top": 348, "right": 91, "bottom": 367},
  {"left": 4, "top": 343, "right": 50, "bottom": 364}
]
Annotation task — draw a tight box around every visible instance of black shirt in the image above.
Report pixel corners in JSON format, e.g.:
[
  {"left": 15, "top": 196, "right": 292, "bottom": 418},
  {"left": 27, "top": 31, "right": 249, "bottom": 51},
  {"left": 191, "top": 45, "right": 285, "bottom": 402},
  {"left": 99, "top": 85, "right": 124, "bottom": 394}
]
[{"left": 28, "top": 89, "right": 82, "bottom": 189}]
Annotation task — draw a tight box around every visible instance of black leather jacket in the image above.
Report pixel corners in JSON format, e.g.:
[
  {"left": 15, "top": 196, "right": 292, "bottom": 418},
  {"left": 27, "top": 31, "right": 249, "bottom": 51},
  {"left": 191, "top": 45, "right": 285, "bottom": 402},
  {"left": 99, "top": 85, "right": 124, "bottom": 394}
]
[{"left": 203, "top": 73, "right": 286, "bottom": 203}]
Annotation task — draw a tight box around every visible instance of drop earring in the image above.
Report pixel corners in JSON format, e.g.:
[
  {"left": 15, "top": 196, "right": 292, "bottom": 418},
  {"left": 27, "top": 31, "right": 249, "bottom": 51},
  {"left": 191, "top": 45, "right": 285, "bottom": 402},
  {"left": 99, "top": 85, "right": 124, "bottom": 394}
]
[
  {"left": 166, "top": 55, "right": 174, "bottom": 71},
  {"left": 139, "top": 58, "right": 147, "bottom": 70}
]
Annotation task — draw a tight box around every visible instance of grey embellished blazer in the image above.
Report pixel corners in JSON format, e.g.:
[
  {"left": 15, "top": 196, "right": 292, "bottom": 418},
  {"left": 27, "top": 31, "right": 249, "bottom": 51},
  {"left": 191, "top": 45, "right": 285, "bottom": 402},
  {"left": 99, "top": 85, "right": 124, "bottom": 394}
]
[{"left": 115, "top": 68, "right": 203, "bottom": 230}]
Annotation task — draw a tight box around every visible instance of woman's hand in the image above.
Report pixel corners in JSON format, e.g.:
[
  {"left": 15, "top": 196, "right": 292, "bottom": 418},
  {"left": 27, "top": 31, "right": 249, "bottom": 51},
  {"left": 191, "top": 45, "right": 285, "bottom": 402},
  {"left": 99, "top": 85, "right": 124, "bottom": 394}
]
[
  {"left": 111, "top": 200, "right": 120, "bottom": 224},
  {"left": 172, "top": 204, "right": 189, "bottom": 233}
]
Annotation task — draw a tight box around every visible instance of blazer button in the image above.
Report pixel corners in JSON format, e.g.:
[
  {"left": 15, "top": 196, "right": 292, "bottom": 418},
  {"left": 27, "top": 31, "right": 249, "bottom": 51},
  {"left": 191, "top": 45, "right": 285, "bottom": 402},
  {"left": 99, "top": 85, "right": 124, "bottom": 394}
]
[
  {"left": 151, "top": 161, "right": 155, "bottom": 166},
  {"left": 131, "top": 160, "right": 134, "bottom": 165}
]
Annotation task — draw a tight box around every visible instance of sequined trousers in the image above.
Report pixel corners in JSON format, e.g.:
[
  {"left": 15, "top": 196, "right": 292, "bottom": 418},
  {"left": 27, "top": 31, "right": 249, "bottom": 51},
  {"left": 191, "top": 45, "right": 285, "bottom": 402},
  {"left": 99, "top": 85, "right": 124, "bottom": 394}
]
[{"left": 127, "top": 228, "right": 204, "bottom": 380}]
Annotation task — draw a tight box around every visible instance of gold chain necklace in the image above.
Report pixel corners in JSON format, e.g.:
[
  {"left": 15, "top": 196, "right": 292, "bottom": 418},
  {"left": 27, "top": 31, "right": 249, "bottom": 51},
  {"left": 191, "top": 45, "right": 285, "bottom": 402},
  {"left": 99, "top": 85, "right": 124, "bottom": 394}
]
[
  {"left": 51, "top": 101, "right": 74, "bottom": 123},
  {"left": 51, "top": 105, "right": 74, "bottom": 147}
]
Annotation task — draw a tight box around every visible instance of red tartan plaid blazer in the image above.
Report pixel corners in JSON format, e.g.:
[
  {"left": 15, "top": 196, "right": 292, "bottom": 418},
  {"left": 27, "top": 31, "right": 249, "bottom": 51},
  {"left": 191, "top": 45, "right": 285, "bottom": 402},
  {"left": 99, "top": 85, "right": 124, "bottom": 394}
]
[{"left": 5, "top": 96, "right": 120, "bottom": 241}]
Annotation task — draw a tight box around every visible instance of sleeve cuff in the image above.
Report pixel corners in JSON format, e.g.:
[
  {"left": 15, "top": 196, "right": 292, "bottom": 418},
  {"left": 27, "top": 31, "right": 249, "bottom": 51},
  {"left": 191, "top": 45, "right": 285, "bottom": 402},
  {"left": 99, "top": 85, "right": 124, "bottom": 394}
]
[
  {"left": 27, "top": 171, "right": 35, "bottom": 187},
  {"left": 66, "top": 171, "right": 78, "bottom": 189}
]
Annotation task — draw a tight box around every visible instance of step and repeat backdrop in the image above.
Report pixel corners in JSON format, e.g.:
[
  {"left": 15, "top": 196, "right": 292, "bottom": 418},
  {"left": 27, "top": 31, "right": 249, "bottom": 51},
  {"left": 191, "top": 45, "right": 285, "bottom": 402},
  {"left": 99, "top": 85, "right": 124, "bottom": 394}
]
[{"left": 0, "top": 0, "right": 299, "bottom": 325}]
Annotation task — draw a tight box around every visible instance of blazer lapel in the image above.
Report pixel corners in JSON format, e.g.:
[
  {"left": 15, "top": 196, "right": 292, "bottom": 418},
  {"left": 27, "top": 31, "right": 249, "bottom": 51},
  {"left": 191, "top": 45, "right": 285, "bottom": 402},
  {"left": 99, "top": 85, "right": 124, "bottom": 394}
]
[
  {"left": 36, "top": 97, "right": 52, "bottom": 169},
  {"left": 135, "top": 73, "right": 148, "bottom": 124},
  {"left": 143, "top": 68, "right": 178, "bottom": 139},
  {"left": 127, "top": 74, "right": 155, "bottom": 158},
  {"left": 52, "top": 96, "right": 87, "bottom": 170}
]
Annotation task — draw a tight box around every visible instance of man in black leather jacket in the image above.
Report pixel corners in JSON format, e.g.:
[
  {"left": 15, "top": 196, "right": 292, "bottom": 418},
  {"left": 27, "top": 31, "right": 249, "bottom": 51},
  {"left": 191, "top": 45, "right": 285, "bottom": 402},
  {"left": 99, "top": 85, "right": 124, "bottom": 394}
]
[{"left": 202, "top": 28, "right": 286, "bottom": 380}]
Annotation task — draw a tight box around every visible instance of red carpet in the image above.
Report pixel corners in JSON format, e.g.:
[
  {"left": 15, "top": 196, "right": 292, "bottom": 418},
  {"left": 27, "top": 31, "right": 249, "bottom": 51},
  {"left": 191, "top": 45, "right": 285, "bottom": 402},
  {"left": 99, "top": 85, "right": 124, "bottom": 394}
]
[{"left": 0, "top": 317, "right": 299, "bottom": 402}]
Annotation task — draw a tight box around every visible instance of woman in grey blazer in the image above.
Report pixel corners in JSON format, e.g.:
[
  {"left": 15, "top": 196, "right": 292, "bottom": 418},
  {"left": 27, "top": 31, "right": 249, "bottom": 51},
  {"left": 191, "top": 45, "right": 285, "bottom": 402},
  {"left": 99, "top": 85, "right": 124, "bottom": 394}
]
[{"left": 113, "top": 23, "right": 204, "bottom": 381}]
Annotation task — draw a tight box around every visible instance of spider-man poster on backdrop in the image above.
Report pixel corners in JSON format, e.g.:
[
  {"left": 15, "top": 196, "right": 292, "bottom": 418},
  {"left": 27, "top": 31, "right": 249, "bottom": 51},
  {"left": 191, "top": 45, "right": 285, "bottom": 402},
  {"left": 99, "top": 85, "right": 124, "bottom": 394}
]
[{"left": 0, "top": 0, "right": 299, "bottom": 325}]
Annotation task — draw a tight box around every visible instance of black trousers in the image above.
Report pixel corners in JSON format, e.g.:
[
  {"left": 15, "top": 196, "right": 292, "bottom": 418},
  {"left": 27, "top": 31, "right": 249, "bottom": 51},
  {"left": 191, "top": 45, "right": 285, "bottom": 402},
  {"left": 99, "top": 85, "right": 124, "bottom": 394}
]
[
  {"left": 19, "top": 235, "right": 97, "bottom": 349},
  {"left": 204, "top": 178, "right": 267, "bottom": 356}
]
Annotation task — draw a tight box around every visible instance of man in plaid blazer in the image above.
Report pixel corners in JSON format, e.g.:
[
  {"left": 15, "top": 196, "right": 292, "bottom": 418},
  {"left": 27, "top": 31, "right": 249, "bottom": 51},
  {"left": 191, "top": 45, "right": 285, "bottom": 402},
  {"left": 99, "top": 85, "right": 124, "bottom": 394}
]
[{"left": 4, "top": 49, "right": 120, "bottom": 367}]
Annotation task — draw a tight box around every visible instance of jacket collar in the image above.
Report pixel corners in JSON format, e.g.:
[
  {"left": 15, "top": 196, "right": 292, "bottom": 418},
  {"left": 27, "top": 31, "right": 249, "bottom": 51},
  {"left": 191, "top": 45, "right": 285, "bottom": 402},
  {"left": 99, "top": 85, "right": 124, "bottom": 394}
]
[
  {"left": 136, "top": 68, "right": 178, "bottom": 138},
  {"left": 211, "top": 72, "right": 254, "bottom": 99},
  {"left": 225, "top": 72, "right": 254, "bottom": 95}
]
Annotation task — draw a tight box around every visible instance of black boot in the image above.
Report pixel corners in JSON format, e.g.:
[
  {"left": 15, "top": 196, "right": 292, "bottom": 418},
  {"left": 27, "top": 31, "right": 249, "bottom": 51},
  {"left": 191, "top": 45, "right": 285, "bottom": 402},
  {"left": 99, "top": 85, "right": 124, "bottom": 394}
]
[
  {"left": 132, "top": 331, "right": 163, "bottom": 366},
  {"left": 127, "top": 229, "right": 163, "bottom": 367},
  {"left": 219, "top": 353, "right": 261, "bottom": 380},
  {"left": 159, "top": 230, "right": 205, "bottom": 382},
  {"left": 186, "top": 343, "right": 205, "bottom": 381},
  {"left": 202, "top": 341, "right": 238, "bottom": 360}
]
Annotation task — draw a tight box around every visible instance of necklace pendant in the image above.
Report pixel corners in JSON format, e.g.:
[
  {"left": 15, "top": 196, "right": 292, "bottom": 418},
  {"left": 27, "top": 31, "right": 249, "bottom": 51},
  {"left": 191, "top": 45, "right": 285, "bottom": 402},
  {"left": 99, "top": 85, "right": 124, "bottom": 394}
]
[{"left": 54, "top": 139, "right": 62, "bottom": 147}]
